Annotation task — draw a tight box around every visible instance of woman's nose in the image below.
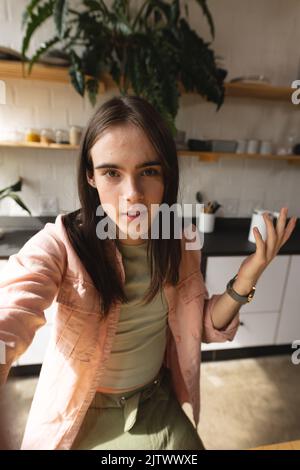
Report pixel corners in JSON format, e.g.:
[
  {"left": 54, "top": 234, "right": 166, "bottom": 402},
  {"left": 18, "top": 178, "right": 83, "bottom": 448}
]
[{"left": 123, "top": 176, "right": 144, "bottom": 201}]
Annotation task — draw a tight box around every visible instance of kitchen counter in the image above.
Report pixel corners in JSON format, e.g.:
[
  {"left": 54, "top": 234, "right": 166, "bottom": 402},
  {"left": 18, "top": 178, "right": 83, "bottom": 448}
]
[
  {"left": 0, "top": 216, "right": 299, "bottom": 259},
  {"left": 0, "top": 230, "right": 40, "bottom": 258},
  {"left": 192, "top": 216, "right": 300, "bottom": 256},
  {"left": 0, "top": 216, "right": 55, "bottom": 259}
]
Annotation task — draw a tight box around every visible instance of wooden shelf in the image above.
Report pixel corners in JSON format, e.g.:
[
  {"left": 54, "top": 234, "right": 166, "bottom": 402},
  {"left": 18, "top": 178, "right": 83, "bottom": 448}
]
[
  {"left": 225, "top": 82, "right": 293, "bottom": 101},
  {"left": 0, "top": 60, "right": 106, "bottom": 92},
  {"left": 1, "top": 141, "right": 300, "bottom": 163},
  {"left": 178, "top": 150, "right": 300, "bottom": 164},
  {"left": 0, "top": 141, "right": 78, "bottom": 150},
  {"left": 0, "top": 60, "right": 294, "bottom": 102}
]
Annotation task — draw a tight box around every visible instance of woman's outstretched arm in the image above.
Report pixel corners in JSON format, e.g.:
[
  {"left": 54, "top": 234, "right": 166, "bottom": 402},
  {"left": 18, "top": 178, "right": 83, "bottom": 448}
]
[
  {"left": 210, "top": 208, "right": 297, "bottom": 331},
  {"left": 0, "top": 223, "right": 66, "bottom": 385}
]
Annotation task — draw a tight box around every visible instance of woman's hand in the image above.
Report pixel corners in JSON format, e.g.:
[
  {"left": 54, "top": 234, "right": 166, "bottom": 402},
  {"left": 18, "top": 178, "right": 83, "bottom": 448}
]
[{"left": 236, "top": 207, "right": 297, "bottom": 289}]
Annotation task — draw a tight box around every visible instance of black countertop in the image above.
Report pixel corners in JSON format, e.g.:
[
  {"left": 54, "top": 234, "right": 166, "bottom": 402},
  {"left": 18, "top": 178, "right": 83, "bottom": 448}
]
[
  {"left": 0, "top": 217, "right": 299, "bottom": 259},
  {"left": 195, "top": 217, "right": 300, "bottom": 257},
  {"left": 0, "top": 230, "right": 40, "bottom": 259}
]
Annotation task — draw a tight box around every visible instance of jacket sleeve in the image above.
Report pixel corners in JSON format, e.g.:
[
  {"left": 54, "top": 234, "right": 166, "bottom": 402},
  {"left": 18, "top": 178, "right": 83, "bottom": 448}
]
[
  {"left": 184, "top": 224, "right": 240, "bottom": 344},
  {"left": 201, "top": 285, "right": 241, "bottom": 343},
  {"left": 196, "top": 241, "right": 240, "bottom": 343},
  {"left": 0, "top": 224, "right": 66, "bottom": 384}
]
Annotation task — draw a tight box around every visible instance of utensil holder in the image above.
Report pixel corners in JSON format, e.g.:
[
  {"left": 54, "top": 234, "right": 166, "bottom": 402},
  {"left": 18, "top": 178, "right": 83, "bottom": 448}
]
[{"left": 199, "top": 212, "right": 215, "bottom": 233}]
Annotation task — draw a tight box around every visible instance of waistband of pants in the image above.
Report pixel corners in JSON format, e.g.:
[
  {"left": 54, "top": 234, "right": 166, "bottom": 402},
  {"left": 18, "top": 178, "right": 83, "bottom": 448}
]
[
  {"left": 92, "top": 365, "right": 167, "bottom": 408},
  {"left": 90, "top": 366, "right": 168, "bottom": 433}
]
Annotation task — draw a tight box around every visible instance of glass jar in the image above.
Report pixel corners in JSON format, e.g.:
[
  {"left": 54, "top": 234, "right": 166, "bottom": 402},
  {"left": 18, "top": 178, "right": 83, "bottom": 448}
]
[
  {"left": 55, "top": 129, "right": 69, "bottom": 144},
  {"left": 40, "top": 128, "right": 55, "bottom": 144},
  {"left": 69, "top": 125, "right": 83, "bottom": 145},
  {"left": 25, "top": 128, "right": 40, "bottom": 143}
]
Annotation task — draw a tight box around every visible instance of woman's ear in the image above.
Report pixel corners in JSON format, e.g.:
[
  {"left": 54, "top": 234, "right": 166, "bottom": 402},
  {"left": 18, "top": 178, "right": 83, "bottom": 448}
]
[{"left": 86, "top": 171, "right": 96, "bottom": 188}]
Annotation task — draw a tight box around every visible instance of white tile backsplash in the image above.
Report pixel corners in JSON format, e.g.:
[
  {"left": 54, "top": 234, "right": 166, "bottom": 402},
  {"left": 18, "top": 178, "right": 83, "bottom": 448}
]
[{"left": 0, "top": 0, "right": 300, "bottom": 217}]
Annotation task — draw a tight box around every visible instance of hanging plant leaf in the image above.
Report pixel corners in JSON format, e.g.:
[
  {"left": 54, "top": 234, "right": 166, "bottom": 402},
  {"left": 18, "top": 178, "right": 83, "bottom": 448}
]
[
  {"left": 86, "top": 78, "right": 99, "bottom": 106},
  {"left": 83, "top": 0, "right": 105, "bottom": 12},
  {"left": 28, "top": 36, "right": 60, "bottom": 73},
  {"left": 54, "top": 0, "right": 69, "bottom": 38},
  {"left": 1, "top": 193, "right": 32, "bottom": 215},
  {"left": 22, "top": 0, "right": 43, "bottom": 27},
  {"left": 0, "top": 178, "right": 23, "bottom": 197},
  {"left": 22, "top": 0, "right": 55, "bottom": 58},
  {"left": 195, "top": 0, "right": 215, "bottom": 38},
  {"left": 69, "top": 51, "right": 85, "bottom": 96}
]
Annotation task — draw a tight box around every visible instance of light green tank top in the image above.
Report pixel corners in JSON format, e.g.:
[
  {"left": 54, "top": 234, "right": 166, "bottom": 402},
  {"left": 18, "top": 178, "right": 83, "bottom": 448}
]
[{"left": 98, "top": 239, "right": 168, "bottom": 391}]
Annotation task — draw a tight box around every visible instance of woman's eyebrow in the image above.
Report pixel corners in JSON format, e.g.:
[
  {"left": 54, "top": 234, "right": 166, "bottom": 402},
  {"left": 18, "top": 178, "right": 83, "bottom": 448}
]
[{"left": 94, "top": 160, "right": 162, "bottom": 170}]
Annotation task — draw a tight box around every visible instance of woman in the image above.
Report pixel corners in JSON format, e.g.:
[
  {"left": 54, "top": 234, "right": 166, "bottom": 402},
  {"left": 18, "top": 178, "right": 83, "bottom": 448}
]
[{"left": 0, "top": 95, "right": 297, "bottom": 450}]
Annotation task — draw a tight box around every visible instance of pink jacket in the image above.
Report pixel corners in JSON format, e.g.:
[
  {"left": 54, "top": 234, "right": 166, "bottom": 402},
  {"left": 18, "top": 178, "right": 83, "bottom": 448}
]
[{"left": 0, "top": 215, "right": 240, "bottom": 450}]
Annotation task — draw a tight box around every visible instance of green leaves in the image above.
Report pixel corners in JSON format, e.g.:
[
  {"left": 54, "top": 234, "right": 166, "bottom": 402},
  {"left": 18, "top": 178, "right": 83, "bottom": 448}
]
[
  {"left": 83, "top": 0, "right": 108, "bottom": 15},
  {"left": 0, "top": 179, "right": 32, "bottom": 215},
  {"left": 22, "top": 0, "right": 55, "bottom": 58},
  {"left": 179, "top": 18, "right": 224, "bottom": 108},
  {"left": 28, "top": 36, "right": 60, "bottom": 73},
  {"left": 22, "top": 0, "right": 69, "bottom": 58},
  {"left": 195, "top": 0, "right": 215, "bottom": 38},
  {"left": 21, "top": 0, "right": 226, "bottom": 129},
  {"left": 22, "top": 0, "right": 43, "bottom": 28},
  {"left": 54, "top": 0, "right": 69, "bottom": 38},
  {"left": 0, "top": 179, "right": 22, "bottom": 196},
  {"left": 69, "top": 50, "right": 85, "bottom": 96},
  {"left": 86, "top": 78, "right": 99, "bottom": 105},
  {"left": 0, "top": 194, "right": 32, "bottom": 216}
]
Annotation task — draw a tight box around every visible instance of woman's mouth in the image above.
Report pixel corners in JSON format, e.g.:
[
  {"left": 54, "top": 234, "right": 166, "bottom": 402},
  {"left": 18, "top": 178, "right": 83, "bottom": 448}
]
[
  {"left": 122, "top": 210, "right": 146, "bottom": 221},
  {"left": 126, "top": 211, "right": 140, "bottom": 220}
]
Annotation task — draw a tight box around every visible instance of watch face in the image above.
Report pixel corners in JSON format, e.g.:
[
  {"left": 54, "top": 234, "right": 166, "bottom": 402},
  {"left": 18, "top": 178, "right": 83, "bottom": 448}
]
[{"left": 247, "top": 291, "right": 255, "bottom": 302}]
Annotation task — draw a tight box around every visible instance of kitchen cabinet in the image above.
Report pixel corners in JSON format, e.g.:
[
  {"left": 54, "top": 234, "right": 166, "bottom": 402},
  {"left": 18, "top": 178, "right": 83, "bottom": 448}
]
[
  {"left": 202, "top": 312, "right": 279, "bottom": 351},
  {"left": 276, "top": 255, "right": 300, "bottom": 344},
  {"left": 204, "top": 255, "right": 289, "bottom": 313},
  {"left": 202, "top": 255, "right": 290, "bottom": 351}
]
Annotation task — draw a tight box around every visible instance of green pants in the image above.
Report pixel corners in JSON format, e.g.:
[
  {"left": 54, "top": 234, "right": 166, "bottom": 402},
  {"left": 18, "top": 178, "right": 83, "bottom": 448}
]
[{"left": 71, "top": 366, "right": 205, "bottom": 450}]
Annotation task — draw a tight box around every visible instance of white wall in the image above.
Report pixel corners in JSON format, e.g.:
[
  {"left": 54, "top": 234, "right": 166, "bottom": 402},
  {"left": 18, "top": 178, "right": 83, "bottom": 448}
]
[{"left": 0, "top": 0, "right": 300, "bottom": 217}]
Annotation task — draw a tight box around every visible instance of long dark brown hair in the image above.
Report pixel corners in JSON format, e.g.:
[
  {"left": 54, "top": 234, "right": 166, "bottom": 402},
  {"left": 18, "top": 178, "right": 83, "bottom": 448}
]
[{"left": 62, "top": 95, "right": 181, "bottom": 318}]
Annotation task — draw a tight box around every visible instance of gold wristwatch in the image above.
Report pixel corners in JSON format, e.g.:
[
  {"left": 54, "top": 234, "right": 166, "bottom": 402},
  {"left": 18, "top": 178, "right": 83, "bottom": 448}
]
[{"left": 226, "top": 274, "right": 256, "bottom": 304}]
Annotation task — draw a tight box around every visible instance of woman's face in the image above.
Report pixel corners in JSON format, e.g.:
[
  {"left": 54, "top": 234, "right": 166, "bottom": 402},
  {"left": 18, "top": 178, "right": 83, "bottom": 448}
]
[{"left": 88, "top": 124, "right": 165, "bottom": 245}]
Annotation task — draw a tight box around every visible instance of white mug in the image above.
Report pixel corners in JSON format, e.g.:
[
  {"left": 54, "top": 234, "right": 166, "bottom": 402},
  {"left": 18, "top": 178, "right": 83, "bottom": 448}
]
[
  {"left": 236, "top": 140, "right": 247, "bottom": 154},
  {"left": 247, "top": 139, "right": 260, "bottom": 154},
  {"left": 248, "top": 210, "right": 280, "bottom": 243},
  {"left": 259, "top": 140, "right": 272, "bottom": 155}
]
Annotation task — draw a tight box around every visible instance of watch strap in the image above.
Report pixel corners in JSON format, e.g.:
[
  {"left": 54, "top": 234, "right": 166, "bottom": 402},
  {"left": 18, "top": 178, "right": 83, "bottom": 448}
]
[{"left": 226, "top": 274, "right": 256, "bottom": 304}]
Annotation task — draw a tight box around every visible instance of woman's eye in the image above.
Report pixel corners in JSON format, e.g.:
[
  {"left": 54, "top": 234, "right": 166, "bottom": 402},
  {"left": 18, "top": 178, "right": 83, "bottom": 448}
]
[
  {"left": 104, "top": 170, "right": 119, "bottom": 178},
  {"left": 142, "top": 168, "right": 159, "bottom": 176},
  {"left": 103, "top": 168, "right": 160, "bottom": 178}
]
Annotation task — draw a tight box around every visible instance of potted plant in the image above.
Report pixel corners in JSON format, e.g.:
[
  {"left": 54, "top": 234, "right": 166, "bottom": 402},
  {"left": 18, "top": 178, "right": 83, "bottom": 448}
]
[
  {"left": 21, "top": 0, "right": 227, "bottom": 134},
  {"left": 0, "top": 178, "right": 32, "bottom": 238}
]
